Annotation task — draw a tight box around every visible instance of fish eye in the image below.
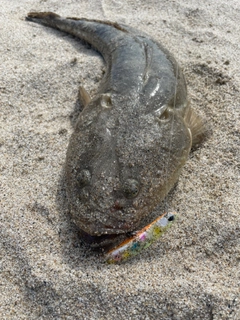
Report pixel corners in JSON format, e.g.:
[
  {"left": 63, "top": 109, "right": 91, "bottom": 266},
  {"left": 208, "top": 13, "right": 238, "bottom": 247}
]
[
  {"left": 77, "top": 169, "right": 91, "bottom": 187},
  {"left": 160, "top": 108, "right": 172, "bottom": 120},
  {"left": 123, "top": 179, "right": 139, "bottom": 199}
]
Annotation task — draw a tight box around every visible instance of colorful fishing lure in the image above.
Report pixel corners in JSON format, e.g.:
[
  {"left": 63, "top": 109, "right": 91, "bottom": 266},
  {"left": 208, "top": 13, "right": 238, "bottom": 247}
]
[{"left": 105, "top": 212, "right": 177, "bottom": 263}]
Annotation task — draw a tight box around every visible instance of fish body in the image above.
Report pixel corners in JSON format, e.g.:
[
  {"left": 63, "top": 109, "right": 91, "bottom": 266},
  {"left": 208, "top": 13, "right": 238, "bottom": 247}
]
[{"left": 26, "top": 13, "right": 205, "bottom": 246}]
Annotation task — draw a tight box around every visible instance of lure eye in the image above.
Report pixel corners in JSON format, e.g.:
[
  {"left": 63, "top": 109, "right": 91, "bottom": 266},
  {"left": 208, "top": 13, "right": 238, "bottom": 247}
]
[
  {"left": 123, "top": 179, "right": 139, "bottom": 199},
  {"left": 77, "top": 169, "right": 91, "bottom": 187},
  {"left": 166, "top": 213, "right": 175, "bottom": 221}
]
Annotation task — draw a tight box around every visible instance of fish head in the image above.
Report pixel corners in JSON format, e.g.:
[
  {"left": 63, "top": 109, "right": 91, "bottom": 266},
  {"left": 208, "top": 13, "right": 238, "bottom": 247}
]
[{"left": 65, "top": 96, "right": 191, "bottom": 246}]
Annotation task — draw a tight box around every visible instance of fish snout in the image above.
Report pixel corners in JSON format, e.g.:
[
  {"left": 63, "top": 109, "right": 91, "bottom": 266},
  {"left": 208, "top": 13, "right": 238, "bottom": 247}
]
[{"left": 111, "top": 199, "right": 125, "bottom": 212}]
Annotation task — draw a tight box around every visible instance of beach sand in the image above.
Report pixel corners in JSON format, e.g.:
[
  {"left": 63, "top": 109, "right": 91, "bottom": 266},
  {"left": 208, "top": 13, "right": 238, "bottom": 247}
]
[{"left": 0, "top": 0, "right": 239, "bottom": 319}]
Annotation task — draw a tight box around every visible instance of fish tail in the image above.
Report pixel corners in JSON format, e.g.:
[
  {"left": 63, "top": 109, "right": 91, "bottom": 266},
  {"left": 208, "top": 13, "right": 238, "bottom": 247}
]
[
  {"left": 26, "top": 12, "right": 118, "bottom": 55},
  {"left": 26, "top": 12, "right": 61, "bottom": 26},
  {"left": 26, "top": 12, "right": 86, "bottom": 43}
]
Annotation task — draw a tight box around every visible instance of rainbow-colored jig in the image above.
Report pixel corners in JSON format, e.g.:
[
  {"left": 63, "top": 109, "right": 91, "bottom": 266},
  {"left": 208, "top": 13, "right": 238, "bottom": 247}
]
[{"left": 105, "top": 212, "right": 177, "bottom": 263}]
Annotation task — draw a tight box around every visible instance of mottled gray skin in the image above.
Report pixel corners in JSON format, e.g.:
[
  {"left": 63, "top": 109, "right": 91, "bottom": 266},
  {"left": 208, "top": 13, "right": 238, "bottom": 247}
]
[{"left": 27, "top": 13, "right": 192, "bottom": 242}]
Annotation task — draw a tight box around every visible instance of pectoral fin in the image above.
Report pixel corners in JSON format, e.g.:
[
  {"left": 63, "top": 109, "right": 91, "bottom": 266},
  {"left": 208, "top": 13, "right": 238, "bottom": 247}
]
[{"left": 184, "top": 105, "right": 210, "bottom": 147}]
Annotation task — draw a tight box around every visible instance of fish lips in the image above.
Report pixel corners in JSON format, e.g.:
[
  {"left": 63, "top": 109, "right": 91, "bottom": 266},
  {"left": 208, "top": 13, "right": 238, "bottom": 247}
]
[{"left": 78, "top": 228, "right": 127, "bottom": 248}]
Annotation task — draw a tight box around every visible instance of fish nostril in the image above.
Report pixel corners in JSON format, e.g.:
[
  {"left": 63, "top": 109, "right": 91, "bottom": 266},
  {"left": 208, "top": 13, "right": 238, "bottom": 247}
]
[{"left": 112, "top": 200, "right": 124, "bottom": 211}]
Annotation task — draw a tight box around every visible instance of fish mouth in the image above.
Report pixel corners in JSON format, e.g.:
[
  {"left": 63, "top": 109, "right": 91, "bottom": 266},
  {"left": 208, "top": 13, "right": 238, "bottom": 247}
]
[
  {"left": 78, "top": 228, "right": 127, "bottom": 248},
  {"left": 78, "top": 221, "right": 133, "bottom": 248},
  {"left": 73, "top": 201, "right": 140, "bottom": 245},
  {"left": 80, "top": 205, "right": 139, "bottom": 237}
]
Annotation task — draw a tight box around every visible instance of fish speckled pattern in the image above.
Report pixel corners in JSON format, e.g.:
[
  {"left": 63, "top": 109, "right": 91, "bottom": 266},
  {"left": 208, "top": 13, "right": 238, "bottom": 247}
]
[{"left": 26, "top": 12, "right": 205, "bottom": 246}]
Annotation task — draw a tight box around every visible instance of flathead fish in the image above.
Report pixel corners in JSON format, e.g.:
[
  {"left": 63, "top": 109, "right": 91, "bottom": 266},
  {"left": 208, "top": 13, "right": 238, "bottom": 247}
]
[{"left": 26, "top": 12, "right": 206, "bottom": 248}]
